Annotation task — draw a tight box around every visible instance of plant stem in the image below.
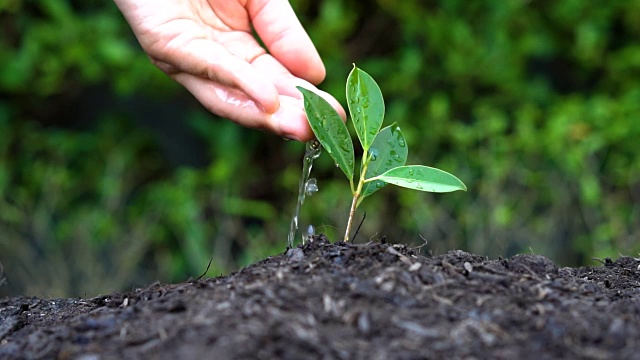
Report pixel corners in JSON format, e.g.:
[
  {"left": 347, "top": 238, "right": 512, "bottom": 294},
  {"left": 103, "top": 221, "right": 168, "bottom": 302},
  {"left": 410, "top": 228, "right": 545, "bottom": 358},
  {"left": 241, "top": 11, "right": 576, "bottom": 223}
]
[
  {"left": 344, "top": 193, "right": 359, "bottom": 242},
  {"left": 343, "top": 157, "right": 371, "bottom": 242}
]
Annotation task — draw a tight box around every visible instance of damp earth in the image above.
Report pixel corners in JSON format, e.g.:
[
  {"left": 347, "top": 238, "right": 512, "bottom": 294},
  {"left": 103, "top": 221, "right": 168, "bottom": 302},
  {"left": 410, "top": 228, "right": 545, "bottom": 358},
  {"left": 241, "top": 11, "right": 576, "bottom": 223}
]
[{"left": 1, "top": 236, "right": 640, "bottom": 359}]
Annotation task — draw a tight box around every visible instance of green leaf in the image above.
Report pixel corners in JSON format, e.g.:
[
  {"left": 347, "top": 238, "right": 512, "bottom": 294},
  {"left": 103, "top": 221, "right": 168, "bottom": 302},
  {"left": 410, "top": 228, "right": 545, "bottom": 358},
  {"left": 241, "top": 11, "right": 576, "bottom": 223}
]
[
  {"left": 297, "top": 86, "right": 355, "bottom": 181},
  {"left": 369, "top": 165, "right": 467, "bottom": 193},
  {"left": 361, "top": 124, "right": 407, "bottom": 198},
  {"left": 346, "top": 65, "right": 384, "bottom": 152}
]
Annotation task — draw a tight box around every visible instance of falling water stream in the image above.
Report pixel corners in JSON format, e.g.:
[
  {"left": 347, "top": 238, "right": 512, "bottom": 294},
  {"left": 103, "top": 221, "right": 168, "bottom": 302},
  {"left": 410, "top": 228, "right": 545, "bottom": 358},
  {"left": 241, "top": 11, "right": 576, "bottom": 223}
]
[{"left": 287, "top": 140, "right": 321, "bottom": 248}]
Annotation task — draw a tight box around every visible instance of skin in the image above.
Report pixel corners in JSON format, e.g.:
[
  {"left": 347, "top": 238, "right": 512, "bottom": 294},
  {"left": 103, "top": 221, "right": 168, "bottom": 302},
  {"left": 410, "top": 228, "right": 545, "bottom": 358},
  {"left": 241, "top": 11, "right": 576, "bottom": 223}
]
[{"left": 114, "top": 0, "right": 345, "bottom": 142}]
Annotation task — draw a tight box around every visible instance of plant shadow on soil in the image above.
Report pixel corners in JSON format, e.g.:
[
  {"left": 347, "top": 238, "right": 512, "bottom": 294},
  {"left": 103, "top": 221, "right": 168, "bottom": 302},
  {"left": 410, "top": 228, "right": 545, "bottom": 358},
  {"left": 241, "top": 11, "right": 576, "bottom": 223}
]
[{"left": 1, "top": 235, "right": 640, "bottom": 359}]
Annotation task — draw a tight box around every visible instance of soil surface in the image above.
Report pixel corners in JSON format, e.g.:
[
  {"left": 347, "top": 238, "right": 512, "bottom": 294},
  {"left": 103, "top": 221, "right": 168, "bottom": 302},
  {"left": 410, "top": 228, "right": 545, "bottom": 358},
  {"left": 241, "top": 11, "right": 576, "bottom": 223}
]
[{"left": 1, "top": 235, "right": 640, "bottom": 359}]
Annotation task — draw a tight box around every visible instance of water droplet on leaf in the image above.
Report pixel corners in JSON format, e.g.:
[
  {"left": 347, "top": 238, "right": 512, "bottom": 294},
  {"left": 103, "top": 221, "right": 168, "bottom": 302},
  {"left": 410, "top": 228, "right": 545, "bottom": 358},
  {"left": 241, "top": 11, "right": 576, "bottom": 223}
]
[
  {"left": 339, "top": 142, "right": 351, "bottom": 153},
  {"left": 369, "top": 148, "right": 379, "bottom": 161},
  {"left": 324, "top": 144, "right": 332, "bottom": 154}
]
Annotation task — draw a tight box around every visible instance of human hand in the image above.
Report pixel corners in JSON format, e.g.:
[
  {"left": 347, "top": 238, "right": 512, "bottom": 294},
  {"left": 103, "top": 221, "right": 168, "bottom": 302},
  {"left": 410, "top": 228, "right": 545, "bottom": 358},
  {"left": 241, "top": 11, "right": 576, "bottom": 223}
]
[{"left": 114, "top": 0, "right": 345, "bottom": 142}]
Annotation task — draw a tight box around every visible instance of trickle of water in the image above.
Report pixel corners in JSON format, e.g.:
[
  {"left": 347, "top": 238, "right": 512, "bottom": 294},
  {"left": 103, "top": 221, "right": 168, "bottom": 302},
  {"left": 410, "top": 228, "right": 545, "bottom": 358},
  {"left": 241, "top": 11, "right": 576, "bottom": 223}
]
[{"left": 288, "top": 140, "right": 321, "bottom": 248}]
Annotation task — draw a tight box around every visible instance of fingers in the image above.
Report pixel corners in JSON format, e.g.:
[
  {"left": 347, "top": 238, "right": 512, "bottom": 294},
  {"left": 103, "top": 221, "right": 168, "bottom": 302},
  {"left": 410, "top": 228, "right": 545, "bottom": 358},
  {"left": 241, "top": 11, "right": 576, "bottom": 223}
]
[
  {"left": 248, "top": 0, "right": 326, "bottom": 85},
  {"left": 251, "top": 54, "right": 346, "bottom": 119},
  {"left": 173, "top": 72, "right": 315, "bottom": 142},
  {"left": 147, "top": 31, "right": 282, "bottom": 114}
]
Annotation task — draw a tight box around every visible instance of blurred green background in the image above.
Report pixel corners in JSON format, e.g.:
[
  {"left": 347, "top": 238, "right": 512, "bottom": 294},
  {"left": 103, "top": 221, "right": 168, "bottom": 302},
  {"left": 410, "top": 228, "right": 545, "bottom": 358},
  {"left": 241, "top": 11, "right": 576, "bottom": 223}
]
[{"left": 1, "top": 0, "right": 639, "bottom": 298}]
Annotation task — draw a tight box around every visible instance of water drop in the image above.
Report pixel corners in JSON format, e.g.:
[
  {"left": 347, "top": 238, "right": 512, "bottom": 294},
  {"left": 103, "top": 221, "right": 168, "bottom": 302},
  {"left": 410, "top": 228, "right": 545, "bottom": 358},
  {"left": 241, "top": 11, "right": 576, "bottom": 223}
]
[
  {"left": 398, "top": 138, "right": 406, "bottom": 147},
  {"left": 409, "top": 169, "right": 414, "bottom": 176},
  {"left": 306, "top": 224, "right": 315, "bottom": 237},
  {"left": 369, "top": 147, "right": 379, "bottom": 161},
  {"left": 335, "top": 163, "right": 340, "bottom": 168},
  {"left": 375, "top": 182, "right": 383, "bottom": 189},
  {"left": 361, "top": 96, "right": 370, "bottom": 108},
  {"left": 305, "top": 178, "right": 319, "bottom": 196},
  {"left": 339, "top": 142, "right": 351, "bottom": 152}
]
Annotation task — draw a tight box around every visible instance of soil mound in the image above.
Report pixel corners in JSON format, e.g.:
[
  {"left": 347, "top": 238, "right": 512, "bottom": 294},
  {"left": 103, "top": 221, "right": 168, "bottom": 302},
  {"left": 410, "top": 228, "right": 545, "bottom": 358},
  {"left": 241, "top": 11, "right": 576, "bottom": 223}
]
[{"left": 1, "top": 236, "right": 639, "bottom": 359}]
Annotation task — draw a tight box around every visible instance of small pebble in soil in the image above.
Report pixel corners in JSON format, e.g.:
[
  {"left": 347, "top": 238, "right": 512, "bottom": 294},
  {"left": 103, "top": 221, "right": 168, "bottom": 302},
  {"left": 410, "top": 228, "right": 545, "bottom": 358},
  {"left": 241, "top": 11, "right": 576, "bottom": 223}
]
[{"left": 287, "top": 248, "right": 305, "bottom": 262}]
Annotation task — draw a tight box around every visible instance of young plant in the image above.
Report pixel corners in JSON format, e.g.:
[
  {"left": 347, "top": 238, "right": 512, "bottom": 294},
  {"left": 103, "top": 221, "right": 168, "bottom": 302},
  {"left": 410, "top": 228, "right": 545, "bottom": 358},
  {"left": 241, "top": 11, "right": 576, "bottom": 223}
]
[{"left": 297, "top": 65, "right": 467, "bottom": 242}]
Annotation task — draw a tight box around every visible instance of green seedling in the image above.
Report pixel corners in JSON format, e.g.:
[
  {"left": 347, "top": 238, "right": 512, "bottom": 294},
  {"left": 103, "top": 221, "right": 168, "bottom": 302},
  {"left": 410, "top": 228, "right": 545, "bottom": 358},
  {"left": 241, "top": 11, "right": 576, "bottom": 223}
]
[{"left": 297, "top": 65, "right": 467, "bottom": 242}]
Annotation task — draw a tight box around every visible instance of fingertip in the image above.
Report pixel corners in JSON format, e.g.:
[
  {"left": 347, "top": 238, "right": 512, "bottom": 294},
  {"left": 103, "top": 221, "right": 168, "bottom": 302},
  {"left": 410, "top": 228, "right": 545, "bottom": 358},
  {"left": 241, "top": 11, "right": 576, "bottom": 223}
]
[
  {"left": 237, "top": 71, "right": 280, "bottom": 114},
  {"left": 292, "top": 56, "right": 325, "bottom": 85},
  {"left": 270, "top": 97, "right": 315, "bottom": 142}
]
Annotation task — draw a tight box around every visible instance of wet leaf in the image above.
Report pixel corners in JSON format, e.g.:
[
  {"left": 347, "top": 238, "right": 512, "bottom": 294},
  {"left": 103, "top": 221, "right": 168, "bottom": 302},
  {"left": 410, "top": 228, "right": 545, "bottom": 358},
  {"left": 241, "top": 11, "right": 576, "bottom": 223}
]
[
  {"left": 297, "top": 86, "right": 354, "bottom": 181},
  {"left": 370, "top": 165, "right": 467, "bottom": 193},
  {"left": 347, "top": 65, "right": 384, "bottom": 152},
  {"left": 361, "top": 124, "right": 407, "bottom": 198}
]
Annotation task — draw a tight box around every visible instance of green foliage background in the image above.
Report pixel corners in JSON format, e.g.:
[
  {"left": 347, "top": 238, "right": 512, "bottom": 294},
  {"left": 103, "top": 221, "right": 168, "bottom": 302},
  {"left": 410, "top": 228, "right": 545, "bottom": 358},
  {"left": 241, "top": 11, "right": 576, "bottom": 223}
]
[{"left": 1, "top": 0, "right": 639, "bottom": 297}]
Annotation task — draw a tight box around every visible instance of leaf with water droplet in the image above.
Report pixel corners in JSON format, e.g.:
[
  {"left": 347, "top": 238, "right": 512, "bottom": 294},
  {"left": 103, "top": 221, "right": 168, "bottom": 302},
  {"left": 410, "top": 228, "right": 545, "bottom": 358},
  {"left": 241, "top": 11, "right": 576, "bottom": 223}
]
[
  {"left": 298, "top": 86, "right": 355, "bottom": 181},
  {"left": 370, "top": 165, "right": 467, "bottom": 193},
  {"left": 346, "top": 65, "right": 384, "bottom": 152},
  {"left": 361, "top": 123, "right": 408, "bottom": 198}
]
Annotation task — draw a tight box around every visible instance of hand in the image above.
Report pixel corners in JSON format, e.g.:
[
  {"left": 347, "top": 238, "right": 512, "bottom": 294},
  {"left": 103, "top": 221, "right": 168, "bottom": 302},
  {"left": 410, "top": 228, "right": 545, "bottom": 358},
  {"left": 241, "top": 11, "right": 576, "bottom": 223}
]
[{"left": 114, "top": 0, "right": 345, "bottom": 141}]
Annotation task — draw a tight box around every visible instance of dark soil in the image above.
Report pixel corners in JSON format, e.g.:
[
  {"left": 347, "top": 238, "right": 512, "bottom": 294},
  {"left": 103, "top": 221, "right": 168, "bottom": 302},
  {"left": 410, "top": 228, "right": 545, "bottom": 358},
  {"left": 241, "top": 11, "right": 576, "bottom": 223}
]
[{"left": 1, "top": 235, "right": 640, "bottom": 359}]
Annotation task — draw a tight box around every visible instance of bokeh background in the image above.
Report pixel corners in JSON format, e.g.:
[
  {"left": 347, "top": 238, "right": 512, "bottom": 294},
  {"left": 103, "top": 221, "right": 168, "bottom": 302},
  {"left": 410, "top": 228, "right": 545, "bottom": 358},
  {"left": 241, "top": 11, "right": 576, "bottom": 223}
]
[{"left": 1, "top": 0, "right": 639, "bottom": 297}]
